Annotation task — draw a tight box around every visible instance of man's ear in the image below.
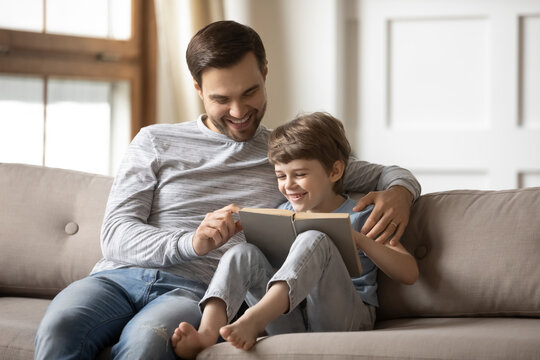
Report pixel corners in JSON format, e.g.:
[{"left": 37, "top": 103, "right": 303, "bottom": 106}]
[
  {"left": 329, "top": 160, "right": 346, "bottom": 183},
  {"left": 193, "top": 78, "right": 203, "bottom": 99},
  {"left": 262, "top": 60, "right": 268, "bottom": 80}
]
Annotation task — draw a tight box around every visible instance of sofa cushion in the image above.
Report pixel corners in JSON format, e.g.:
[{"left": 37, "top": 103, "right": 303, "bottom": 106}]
[
  {"left": 198, "top": 317, "right": 540, "bottom": 359},
  {"left": 0, "top": 163, "right": 113, "bottom": 298},
  {"left": 0, "top": 297, "right": 50, "bottom": 360},
  {"left": 377, "top": 188, "right": 540, "bottom": 319},
  {"left": 0, "top": 297, "right": 111, "bottom": 360}
]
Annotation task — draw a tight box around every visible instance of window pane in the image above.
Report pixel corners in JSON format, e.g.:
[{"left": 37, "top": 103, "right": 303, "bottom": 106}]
[
  {"left": 45, "top": 78, "right": 130, "bottom": 176},
  {"left": 0, "top": 75, "right": 44, "bottom": 165},
  {"left": 46, "top": 0, "right": 131, "bottom": 40},
  {"left": 45, "top": 79, "right": 111, "bottom": 174},
  {"left": 108, "top": 0, "right": 132, "bottom": 40},
  {"left": 109, "top": 81, "right": 131, "bottom": 175},
  {"left": 0, "top": 0, "right": 43, "bottom": 32}
]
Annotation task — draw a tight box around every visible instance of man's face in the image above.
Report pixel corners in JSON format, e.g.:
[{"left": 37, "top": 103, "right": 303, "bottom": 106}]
[{"left": 195, "top": 52, "right": 268, "bottom": 142}]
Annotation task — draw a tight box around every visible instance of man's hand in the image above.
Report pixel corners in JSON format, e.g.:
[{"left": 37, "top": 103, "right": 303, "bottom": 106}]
[
  {"left": 193, "top": 204, "right": 242, "bottom": 256},
  {"left": 353, "top": 185, "right": 414, "bottom": 246}
]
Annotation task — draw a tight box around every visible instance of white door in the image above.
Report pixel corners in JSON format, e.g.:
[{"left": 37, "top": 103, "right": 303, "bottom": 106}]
[{"left": 348, "top": 0, "right": 540, "bottom": 194}]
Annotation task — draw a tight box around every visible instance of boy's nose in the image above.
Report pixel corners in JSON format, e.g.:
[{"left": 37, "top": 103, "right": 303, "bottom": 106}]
[{"left": 285, "top": 178, "right": 296, "bottom": 189}]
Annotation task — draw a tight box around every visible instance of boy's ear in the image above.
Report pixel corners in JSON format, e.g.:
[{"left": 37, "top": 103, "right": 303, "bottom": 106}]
[{"left": 329, "top": 160, "right": 346, "bottom": 183}]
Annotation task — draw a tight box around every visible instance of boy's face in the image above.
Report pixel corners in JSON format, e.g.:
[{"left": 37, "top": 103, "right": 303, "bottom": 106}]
[
  {"left": 274, "top": 159, "right": 344, "bottom": 213},
  {"left": 195, "top": 52, "right": 268, "bottom": 142}
]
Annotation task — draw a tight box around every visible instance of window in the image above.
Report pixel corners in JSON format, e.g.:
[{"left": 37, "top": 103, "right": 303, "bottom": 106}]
[{"left": 0, "top": 0, "right": 156, "bottom": 175}]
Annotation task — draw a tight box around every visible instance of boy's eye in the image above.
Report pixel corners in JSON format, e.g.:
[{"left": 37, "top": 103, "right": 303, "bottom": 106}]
[
  {"left": 276, "top": 174, "right": 286, "bottom": 180},
  {"left": 295, "top": 173, "right": 306, "bottom": 177}
]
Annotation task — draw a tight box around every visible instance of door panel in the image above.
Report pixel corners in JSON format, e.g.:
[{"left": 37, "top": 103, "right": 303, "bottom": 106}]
[{"left": 352, "top": 0, "right": 540, "bottom": 194}]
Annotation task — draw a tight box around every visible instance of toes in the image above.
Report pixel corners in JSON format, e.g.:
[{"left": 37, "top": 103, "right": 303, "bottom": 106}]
[
  {"left": 179, "top": 322, "right": 196, "bottom": 334},
  {"left": 219, "top": 325, "right": 231, "bottom": 339},
  {"left": 171, "top": 331, "right": 181, "bottom": 347}
]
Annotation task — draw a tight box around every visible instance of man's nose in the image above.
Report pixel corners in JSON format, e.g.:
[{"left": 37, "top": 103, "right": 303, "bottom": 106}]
[{"left": 229, "top": 100, "right": 248, "bottom": 119}]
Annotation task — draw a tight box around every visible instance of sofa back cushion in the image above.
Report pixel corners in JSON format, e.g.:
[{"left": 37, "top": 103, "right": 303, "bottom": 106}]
[
  {"left": 0, "top": 163, "right": 113, "bottom": 298},
  {"left": 377, "top": 187, "right": 540, "bottom": 320}
]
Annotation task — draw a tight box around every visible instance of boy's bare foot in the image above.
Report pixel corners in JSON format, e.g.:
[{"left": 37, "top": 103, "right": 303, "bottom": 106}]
[
  {"left": 219, "top": 310, "right": 266, "bottom": 350},
  {"left": 171, "top": 322, "right": 216, "bottom": 359}
]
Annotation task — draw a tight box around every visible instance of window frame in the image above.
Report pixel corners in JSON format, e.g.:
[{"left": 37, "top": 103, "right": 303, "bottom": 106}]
[{"left": 0, "top": 0, "right": 156, "bottom": 139}]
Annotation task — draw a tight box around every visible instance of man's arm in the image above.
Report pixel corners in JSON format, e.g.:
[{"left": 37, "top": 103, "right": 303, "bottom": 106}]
[
  {"left": 100, "top": 129, "right": 199, "bottom": 267},
  {"left": 343, "top": 158, "right": 421, "bottom": 245}
]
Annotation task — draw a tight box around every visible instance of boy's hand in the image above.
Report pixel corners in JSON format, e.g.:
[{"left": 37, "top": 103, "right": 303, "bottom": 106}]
[
  {"left": 193, "top": 204, "right": 242, "bottom": 255},
  {"left": 353, "top": 186, "right": 414, "bottom": 246}
]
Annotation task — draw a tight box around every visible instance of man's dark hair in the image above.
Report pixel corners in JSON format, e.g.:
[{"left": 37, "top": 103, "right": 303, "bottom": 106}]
[{"left": 186, "top": 20, "right": 267, "bottom": 87}]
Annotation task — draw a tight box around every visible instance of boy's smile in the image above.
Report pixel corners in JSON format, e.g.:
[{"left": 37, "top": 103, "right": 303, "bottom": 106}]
[{"left": 274, "top": 159, "right": 345, "bottom": 213}]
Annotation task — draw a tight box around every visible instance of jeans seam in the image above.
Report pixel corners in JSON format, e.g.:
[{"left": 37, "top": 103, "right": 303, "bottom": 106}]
[
  {"left": 74, "top": 275, "right": 137, "bottom": 357},
  {"left": 78, "top": 312, "right": 134, "bottom": 356},
  {"left": 277, "top": 231, "right": 329, "bottom": 310},
  {"left": 143, "top": 270, "right": 159, "bottom": 305}
]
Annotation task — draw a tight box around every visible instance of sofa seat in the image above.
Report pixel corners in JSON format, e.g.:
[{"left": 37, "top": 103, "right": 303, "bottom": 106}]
[
  {"left": 199, "top": 317, "right": 540, "bottom": 359},
  {"left": 0, "top": 298, "right": 49, "bottom": 360},
  {"left": 0, "top": 297, "right": 110, "bottom": 360}
]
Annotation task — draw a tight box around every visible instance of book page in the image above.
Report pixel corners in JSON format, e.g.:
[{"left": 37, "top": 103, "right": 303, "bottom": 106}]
[
  {"left": 294, "top": 212, "right": 349, "bottom": 220},
  {"left": 239, "top": 209, "right": 297, "bottom": 268},
  {"left": 240, "top": 208, "right": 294, "bottom": 216},
  {"left": 294, "top": 216, "right": 362, "bottom": 277}
]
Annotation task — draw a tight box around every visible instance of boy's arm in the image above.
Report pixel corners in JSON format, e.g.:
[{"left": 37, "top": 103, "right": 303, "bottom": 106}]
[
  {"left": 353, "top": 230, "right": 419, "bottom": 285},
  {"left": 344, "top": 159, "right": 421, "bottom": 245}
]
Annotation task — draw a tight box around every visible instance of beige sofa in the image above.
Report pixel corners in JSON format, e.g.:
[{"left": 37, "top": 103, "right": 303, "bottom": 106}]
[{"left": 1, "top": 162, "right": 539, "bottom": 359}]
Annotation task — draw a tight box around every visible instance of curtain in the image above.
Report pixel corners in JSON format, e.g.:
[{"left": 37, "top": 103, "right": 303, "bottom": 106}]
[{"left": 154, "top": 0, "right": 224, "bottom": 124}]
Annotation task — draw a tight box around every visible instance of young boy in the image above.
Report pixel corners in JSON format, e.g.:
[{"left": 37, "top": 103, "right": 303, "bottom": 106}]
[{"left": 171, "top": 112, "right": 419, "bottom": 358}]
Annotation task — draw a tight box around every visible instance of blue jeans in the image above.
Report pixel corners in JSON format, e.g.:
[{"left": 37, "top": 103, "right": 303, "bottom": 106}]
[
  {"left": 34, "top": 268, "right": 207, "bottom": 360},
  {"left": 201, "top": 230, "right": 375, "bottom": 334}
]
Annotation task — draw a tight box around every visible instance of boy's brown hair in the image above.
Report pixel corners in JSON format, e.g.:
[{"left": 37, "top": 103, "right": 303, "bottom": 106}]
[{"left": 268, "top": 112, "right": 351, "bottom": 194}]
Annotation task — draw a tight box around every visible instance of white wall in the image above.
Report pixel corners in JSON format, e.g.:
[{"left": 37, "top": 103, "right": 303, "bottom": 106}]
[
  {"left": 224, "top": 0, "right": 344, "bottom": 130},
  {"left": 354, "top": 0, "right": 540, "bottom": 193}
]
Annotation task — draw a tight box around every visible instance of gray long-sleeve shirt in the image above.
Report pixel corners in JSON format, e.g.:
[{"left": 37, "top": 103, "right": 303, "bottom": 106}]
[{"left": 91, "top": 116, "right": 420, "bottom": 284}]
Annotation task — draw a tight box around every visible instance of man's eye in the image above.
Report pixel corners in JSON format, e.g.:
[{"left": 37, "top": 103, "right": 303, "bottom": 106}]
[
  {"left": 212, "top": 97, "right": 228, "bottom": 104},
  {"left": 244, "top": 87, "right": 258, "bottom": 97}
]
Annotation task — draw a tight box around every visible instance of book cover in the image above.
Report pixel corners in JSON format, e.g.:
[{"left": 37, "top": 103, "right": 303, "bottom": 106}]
[{"left": 239, "top": 208, "right": 362, "bottom": 277}]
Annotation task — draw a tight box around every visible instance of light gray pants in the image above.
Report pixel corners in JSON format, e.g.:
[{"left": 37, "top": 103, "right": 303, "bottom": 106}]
[{"left": 200, "top": 230, "right": 375, "bottom": 334}]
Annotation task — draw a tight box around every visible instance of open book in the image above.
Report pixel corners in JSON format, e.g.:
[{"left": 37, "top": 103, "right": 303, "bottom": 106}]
[{"left": 239, "top": 208, "right": 362, "bottom": 277}]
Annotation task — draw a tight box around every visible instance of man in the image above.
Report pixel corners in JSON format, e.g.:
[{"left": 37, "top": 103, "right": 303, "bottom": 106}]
[{"left": 35, "top": 20, "right": 420, "bottom": 359}]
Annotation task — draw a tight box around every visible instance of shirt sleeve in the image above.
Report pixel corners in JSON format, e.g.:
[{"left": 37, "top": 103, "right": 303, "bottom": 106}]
[
  {"left": 350, "top": 204, "right": 374, "bottom": 232},
  {"left": 344, "top": 157, "right": 421, "bottom": 201},
  {"left": 99, "top": 128, "right": 199, "bottom": 268}
]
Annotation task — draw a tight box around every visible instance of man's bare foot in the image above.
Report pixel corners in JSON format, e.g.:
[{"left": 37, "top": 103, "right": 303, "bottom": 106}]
[
  {"left": 219, "top": 310, "right": 266, "bottom": 350},
  {"left": 171, "top": 322, "right": 217, "bottom": 359}
]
